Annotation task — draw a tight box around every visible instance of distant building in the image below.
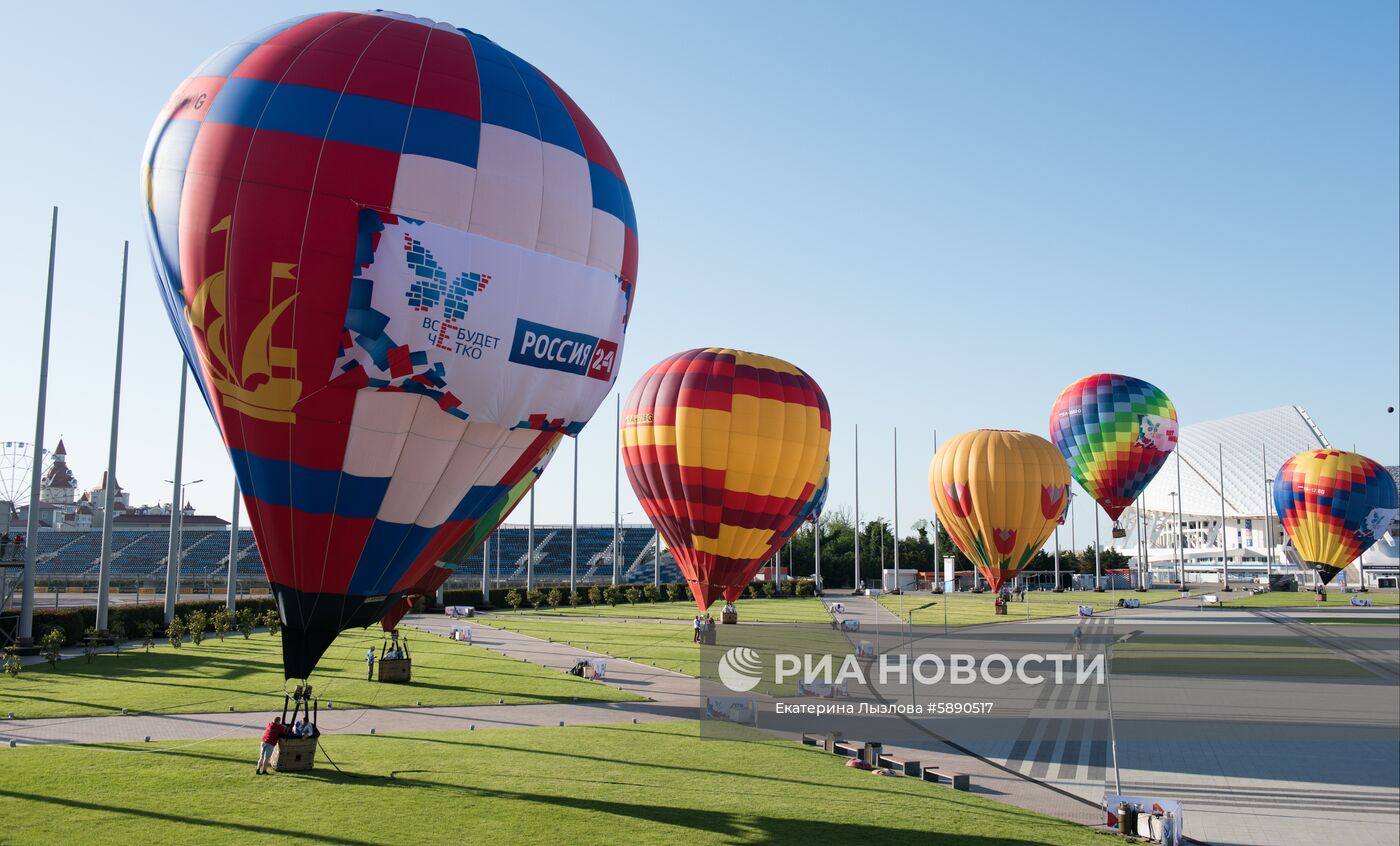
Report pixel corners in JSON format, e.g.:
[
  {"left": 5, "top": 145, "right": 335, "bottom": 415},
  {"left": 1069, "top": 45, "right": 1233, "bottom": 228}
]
[{"left": 1113, "top": 406, "right": 1398, "bottom": 588}]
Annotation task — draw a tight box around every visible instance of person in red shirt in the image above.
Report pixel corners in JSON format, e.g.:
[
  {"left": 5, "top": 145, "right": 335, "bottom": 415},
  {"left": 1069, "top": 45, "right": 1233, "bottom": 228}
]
[{"left": 257, "top": 717, "right": 286, "bottom": 774}]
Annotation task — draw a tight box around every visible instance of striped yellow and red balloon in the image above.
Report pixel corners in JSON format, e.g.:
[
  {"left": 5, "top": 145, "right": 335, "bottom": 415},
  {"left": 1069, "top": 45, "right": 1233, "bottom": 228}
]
[
  {"left": 1273, "top": 449, "right": 1398, "bottom": 586},
  {"left": 621, "top": 349, "right": 831, "bottom": 610},
  {"left": 929, "top": 430, "right": 1071, "bottom": 593}
]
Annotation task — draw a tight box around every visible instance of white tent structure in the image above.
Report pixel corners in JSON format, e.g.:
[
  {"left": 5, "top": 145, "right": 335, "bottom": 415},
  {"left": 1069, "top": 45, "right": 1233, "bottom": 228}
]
[{"left": 1113, "top": 406, "right": 1399, "bottom": 588}]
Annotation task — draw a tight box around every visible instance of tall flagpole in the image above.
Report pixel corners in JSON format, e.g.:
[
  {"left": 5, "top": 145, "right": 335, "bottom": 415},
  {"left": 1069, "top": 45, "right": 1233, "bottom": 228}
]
[
  {"left": 1053, "top": 524, "right": 1061, "bottom": 591},
  {"left": 853, "top": 424, "right": 861, "bottom": 594},
  {"left": 931, "top": 430, "right": 941, "bottom": 591},
  {"left": 163, "top": 365, "right": 188, "bottom": 624},
  {"left": 226, "top": 481, "right": 239, "bottom": 611},
  {"left": 481, "top": 534, "right": 489, "bottom": 603},
  {"left": 1175, "top": 449, "right": 1185, "bottom": 589},
  {"left": 613, "top": 393, "right": 620, "bottom": 586},
  {"left": 18, "top": 207, "right": 58, "bottom": 649},
  {"left": 893, "top": 427, "right": 901, "bottom": 613},
  {"left": 527, "top": 487, "right": 535, "bottom": 594},
  {"left": 814, "top": 517, "right": 822, "bottom": 591},
  {"left": 96, "top": 241, "right": 128, "bottom": 632},
  {"left": 652, "top": 529, "right": 659, "bottom": 589},
  {"left": 1262, "top": 443, "right": 1273, "bottom": 586},
  {"left": 1093, "top": 509, "right": 1102, "bottom": 592},
  {"left": 1219, "top": 443, "right": 1230, "bottom": 591},
  {"left": 570, "top": 434, "right": 578, "bottom": 595}
]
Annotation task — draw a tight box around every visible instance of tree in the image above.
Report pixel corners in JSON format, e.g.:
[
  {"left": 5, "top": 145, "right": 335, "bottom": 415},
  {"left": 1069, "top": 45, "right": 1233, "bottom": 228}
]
[
  {"left": 761, "top": 580, "right": 777, "bottom": 598},
  {"left": 140, "top": 620, "right": 158, "bottom": 652},
  {"left": 643, "top": 584, "right": 660, "bottom": 603},
  {"left": 236, "top": 607, "right": 258, "bottom": 639},
  {"left": 624, "top": 586, "right": 641, "bottom": 605},
  {"left": 588, "top": 585, "right": 603, "bottom": 606},
  {"left": 527, "top": 589, "right": 544, "bottom": 610},
  {"left": 41, "top": 626, "right": 65, "bottom": 669},
  {"left": 664, "top": 583, "right": 681, "bottom": 602},
  {"left": 187, "top": 610, "right": 208, "bottom": 646},
  {"left": 260, "top": 609, "right": 281, "bottom": 636},
  {"left": 505, "top": 589, "right": 523, "bottom": 611},
  {"left": 568, "top": 590, "right": 581, "bottom": 608},
  {"left": 546, "top": 588, "right": 563, "bottom": 609},
  {"left": 211, "top": 607, "right": 232, "bottom": 641},
  {"left": 167, "top": 615, "right": 187, "bottom": 649}
]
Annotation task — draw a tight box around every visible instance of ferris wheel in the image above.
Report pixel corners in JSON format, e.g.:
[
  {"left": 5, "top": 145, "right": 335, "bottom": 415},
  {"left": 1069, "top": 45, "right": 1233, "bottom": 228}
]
[{"left": 0, "top": 442, "right": 46, "bottom": 508}]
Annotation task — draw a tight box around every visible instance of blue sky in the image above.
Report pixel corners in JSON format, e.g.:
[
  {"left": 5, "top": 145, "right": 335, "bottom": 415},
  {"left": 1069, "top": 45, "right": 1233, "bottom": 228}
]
[{"left": 2, "top": 1, "right": 1396, "bottom": 539}]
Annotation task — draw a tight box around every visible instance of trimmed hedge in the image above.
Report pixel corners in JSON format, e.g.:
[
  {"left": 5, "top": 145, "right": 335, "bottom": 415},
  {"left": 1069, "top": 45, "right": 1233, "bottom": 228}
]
[
  {"left": 1, "top": 599, "right": 279, "bottom": 648},
  {"left": 438, "top": 581, "right": 811, "bottom": 611}
]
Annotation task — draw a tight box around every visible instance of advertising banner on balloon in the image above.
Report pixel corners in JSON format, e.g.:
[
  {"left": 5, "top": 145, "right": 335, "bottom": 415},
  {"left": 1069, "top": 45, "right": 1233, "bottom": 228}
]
[{"left": 338, "top": 209, "right": 629, "bottom": 432}]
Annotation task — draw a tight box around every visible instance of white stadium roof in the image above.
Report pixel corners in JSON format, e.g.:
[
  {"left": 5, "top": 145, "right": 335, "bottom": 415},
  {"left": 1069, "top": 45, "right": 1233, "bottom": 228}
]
[{"left": 1140, "top": 406, "right": 1330, "bottom": 519}]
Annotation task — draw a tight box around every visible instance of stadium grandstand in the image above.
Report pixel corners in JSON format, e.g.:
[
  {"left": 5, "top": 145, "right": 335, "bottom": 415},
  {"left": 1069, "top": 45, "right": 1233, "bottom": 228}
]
[
  {"left": 13, "top": 524, "right": 684, "bottom": 594},
  {"left": 1112, "top": 406, "right": 1400, "bottom": 588}
]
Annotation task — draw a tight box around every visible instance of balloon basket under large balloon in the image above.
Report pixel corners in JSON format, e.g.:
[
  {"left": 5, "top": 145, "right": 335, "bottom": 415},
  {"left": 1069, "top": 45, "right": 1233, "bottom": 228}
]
[
  {"left": 272, "top": 685, "right": 319, "bottom": 772},
  {"left": 993, "top": 604, "right": 1008, "bottom": 616},
  {"left": 721, "top": 609, "right": 738, "bottom": 625},
  {"left": 1111, "top": 524, "right": 1127, "bottom": 539}
]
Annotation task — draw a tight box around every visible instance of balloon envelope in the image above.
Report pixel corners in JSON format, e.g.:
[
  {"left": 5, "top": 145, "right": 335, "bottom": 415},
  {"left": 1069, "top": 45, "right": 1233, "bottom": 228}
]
[
  {"left": 143, "top": 12, "right": 636, "bottom": 677},
  {"left": 380, "top": 435, "right": 561, "bottom": 631},
  {"left": 929, "top": 430, "right": 1070, "bottom": 593},
  {"left": 721, "top": 455, "right": 829, "bottom": 603},
  {"left": 1050, "top": 374, "right": 1177, "bottom": 522},
  {"left": 1273, "top": 449, "right": 1398, "bottom": 585},
  {"left": 621, "top": 349, "right": 831, "bottom": 610}
]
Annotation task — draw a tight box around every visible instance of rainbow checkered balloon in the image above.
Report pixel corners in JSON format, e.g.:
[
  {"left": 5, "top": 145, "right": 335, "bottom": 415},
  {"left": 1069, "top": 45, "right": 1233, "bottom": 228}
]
[
  {"left": 1273, "top": 450, "right": 1398, "bottom": 585},
  {"left": 1049, "top": 374, "right": 1178, "bottom": 522}
]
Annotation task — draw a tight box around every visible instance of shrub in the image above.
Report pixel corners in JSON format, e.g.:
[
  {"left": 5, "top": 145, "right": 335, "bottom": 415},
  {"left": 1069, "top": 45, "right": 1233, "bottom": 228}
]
[
  {"left": 2, "top": 646, "right": 19, "bottom": 677},
  {"left": 587, "top": 585, "right": 603, "bottom": 606},
  {"left": 777, "top": 580, "right": 790, "bottom": 597},
  {"left": 568, "top": 590, "right": 581, "bottom": 608},
  {"left": 664, "top": 583, "right": 681, "bottom": 602},
  {"left": 505, "top": 589, "right": 523, "bottom": 611},
  {"left": 41, "top": 627, "right": 65, "bottom": 669},
  {"left": 236, "top": 607, "right": 258, "bottom": 639},
  {"left": 603, "top": 585, "right": 619, "bottom": 606},
  {"left": 166, "top": 615, "right": 186, "bottom": 649},
  {"left": 83, "top": 627, "right": 101, "bottom": 664},
  {"left": 211, "top": 607, "right": 232, "bottom": 641},
  {"left": 109, "top": 622, "right": 127, "bottom": 652},
  {"left": 683, "top": 583, "right": 693, "bottom": 602},
  {"left": 140, "top": 620, "right": 157, "bottom": 652},
  {"left": 260, "top": 609, "right": 281, "bottom": 636},
  {"left": 624, "top": 586, "right": 641, "bottom": 605},
  {"left": 761, "top": 581, "right": 777, "bottom": 598},
  {"left": 546, "top": 588, "right": 563, "bottom": 609},
  {"left": 186, "top": 610, "right": 209, "bottom": 646},
  {"left": 795, "top": 581, "right": 813, "bottom": 597},
  {"left": 746, "top": 584, "right": 759, "bottom": 599},
  {"left": 526, "top": 589, "right": 544, "bottom": 610},
  {"left": 643, "top": 584, "right": 660, "bottom": 603}
]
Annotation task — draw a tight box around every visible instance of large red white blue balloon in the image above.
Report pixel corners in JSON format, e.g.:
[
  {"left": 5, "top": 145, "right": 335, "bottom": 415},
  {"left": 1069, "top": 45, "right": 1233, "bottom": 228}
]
[{"left": 143, "top": 11, "right": 637, "bottom": 677}]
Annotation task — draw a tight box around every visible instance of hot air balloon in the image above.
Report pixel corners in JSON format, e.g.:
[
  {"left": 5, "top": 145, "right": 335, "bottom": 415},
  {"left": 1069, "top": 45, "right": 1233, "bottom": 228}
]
[
  {"left": 720, "top": 455, "right": 830, "bottom": 604},
  {"left": 143, "top": 12, "right": 637, "bottom": 679},
  {"left": 621, "top": 349, "right": 831, "bottom": 615},
  {"left": 380, "top": 435, "right": 562, "bottom": 632},
  {"left": 929, "top": 430, "right": 1070, "bottom": 596},
  {"left": 1273, "top": 449, "right": 1398, "bottom": 589},
  {"left": 1050, "top": 374, "right": 1177, "bottom": 537}
]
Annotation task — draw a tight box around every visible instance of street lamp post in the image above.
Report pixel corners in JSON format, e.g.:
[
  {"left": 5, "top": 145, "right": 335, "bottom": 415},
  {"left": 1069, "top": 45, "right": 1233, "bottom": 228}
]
[{"left": 162, "top": 476, "right": 202, "bottom": 622}]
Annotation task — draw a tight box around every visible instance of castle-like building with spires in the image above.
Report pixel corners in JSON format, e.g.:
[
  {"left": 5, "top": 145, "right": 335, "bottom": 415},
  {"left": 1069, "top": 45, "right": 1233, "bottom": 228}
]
[{"left": 14, "top": 439, "right": 223, "bottom": 532}]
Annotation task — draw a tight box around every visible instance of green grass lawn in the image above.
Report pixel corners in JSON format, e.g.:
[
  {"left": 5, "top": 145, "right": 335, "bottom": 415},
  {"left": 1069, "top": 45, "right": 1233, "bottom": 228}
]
[
  {"left": 0, "top": 721, "right": 1114, "bottom": 846},
  {"left": 1298, "top": 617, "right": 1400, "bottom": 626},
  {"left": 1212, "top": 590, "right": 1400, "bottom": 609},
  {"left": 0, "top": 626, "right": 638, "bottom": 719},
  {"left": 491, "top": 596, "right": 832, "bottom": 623},
  {"left": 475, "top": 617, "right": 852, "bottom": 685},
  {"left": 1111, "top": 633, "right": 1371, "bottom": 678},
  {"left": 878, "top": 590, "right": 1188, "bottom": 628}
]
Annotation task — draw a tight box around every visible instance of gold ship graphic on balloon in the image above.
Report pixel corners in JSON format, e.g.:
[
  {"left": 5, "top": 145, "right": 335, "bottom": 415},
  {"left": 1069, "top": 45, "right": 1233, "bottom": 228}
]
[{"left": 187, "top": 216, "right": 302, "bottom": 423}]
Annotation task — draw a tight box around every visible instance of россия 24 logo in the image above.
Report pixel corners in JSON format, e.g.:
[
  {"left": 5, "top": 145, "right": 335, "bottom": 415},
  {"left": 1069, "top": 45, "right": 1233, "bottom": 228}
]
[{"left": 509, "top": 318, "right": 617, "bottom": 381}]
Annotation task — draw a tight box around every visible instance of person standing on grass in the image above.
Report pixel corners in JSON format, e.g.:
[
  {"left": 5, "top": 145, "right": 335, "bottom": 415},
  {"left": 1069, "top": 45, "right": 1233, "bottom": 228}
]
[
  {"left": 257, "top": 717, "right": 286, "bottom": 774},
  {"left": 366, "top": 645, "right": 376, "bottom": 680}
]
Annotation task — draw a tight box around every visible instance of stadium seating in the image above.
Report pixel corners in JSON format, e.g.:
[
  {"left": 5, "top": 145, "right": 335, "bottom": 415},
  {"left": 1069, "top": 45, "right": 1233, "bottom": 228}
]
[{"left": 29, "top": 525, "right": 686, "bottom": 589}]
